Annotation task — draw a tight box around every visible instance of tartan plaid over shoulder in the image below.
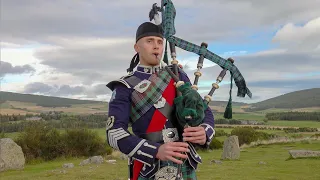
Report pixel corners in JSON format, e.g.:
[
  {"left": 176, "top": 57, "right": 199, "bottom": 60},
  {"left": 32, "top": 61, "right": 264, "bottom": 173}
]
[{"left": 130, "top": 70, "right": 171, "bottom": 123}]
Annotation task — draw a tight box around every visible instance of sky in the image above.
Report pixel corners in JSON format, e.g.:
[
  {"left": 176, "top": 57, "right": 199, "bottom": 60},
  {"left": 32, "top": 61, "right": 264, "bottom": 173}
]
[{"left": 1, "top": 0, "right": 320, "bottom": 103}]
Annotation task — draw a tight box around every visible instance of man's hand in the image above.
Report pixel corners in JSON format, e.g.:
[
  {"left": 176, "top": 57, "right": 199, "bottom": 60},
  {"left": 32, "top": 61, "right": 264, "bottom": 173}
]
[
  {"left": 182, "top": 126, "right": 206, "bottom": 145},
  {"left": 156, "top": 142, "right": 190, "bottom": 164}
]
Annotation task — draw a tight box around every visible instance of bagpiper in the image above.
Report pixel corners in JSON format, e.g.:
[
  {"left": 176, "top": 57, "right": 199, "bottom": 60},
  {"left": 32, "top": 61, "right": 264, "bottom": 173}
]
[
  {"left": 106, "top": 21, "right": 215, "bottom": 180},
  {"left": 106, "top": 1, "right": 252, "bottom": 179}
]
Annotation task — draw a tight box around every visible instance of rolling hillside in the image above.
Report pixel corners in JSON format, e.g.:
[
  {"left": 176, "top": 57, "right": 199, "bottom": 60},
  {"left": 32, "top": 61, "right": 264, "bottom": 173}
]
[
  {"left": 1, "top": 88, "right": 319, "bottom": 114},
  {"left": 247, "top": 88, "right": 320, "bottom": 111},
  {"left": 208, "top": 101, "right": 247, "bottom": 107},
  {"left": 0, "top": 91, "right": 102, "bottom": 107}
]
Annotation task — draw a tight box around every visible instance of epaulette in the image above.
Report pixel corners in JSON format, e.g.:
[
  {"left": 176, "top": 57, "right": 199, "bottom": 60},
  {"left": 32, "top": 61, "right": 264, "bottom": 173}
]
[{"left": 106, "top": 72, "right": 134, "bottom": 91}]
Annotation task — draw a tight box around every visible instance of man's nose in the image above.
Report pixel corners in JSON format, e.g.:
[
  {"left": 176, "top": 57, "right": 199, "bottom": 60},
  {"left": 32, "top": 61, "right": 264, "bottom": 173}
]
[{"left": 153, "top": 42, "right": 160, "bottom": 49}]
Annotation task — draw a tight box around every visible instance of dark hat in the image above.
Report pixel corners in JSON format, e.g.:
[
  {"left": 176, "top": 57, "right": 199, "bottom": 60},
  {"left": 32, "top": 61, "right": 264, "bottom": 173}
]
[{"left": 136, "top": 22, "right": 163, "bottom": 42}]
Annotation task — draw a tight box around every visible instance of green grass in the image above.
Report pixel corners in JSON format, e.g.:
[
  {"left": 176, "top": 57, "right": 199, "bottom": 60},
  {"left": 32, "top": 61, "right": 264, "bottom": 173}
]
[
  {"left": 0, "top": 101, "right": 11, "bottom": 108},
  {"left": 0, "top": 156, "right": 128, "bottom": 180},
  {"left": 2, "top": 132, "right": 20, "bottom": 140},
  {"left": 198, "top": 140, "right": 320, "bottom": 180},
  {"left": 4, "top": 125, "right": 317, "bottom": 144},
  {"left": 257, "top": 107, "right": 320, "bottom": 113},
  {"left": 257, "top": 108, "right": 296, "bottom": 113},
  {"left": 1, "top": 141, "right": 319, "bottom": 180},
  {"left": 214, "top": 128, "right": 318, "bottom": 142},
  {"left": 267, "top": 120, "right": 320, "bottom": 128},
  {"left": 215, "top": 113, "right": 265, "bottom": 121}
]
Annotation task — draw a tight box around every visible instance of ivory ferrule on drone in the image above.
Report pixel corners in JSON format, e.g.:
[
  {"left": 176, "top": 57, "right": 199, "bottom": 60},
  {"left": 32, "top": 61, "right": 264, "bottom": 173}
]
[
  {"left": 192, "top": 42, "right": 208, "bottom": 91},
  {"left": 203, "top": 57, "right": 235, "bottom": 104}
]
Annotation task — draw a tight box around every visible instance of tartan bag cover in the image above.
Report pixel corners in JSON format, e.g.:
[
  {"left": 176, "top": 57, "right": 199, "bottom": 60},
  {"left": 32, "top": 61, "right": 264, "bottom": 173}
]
[{"left": 130, "top": 69, "right": 171, "bottom": 123}]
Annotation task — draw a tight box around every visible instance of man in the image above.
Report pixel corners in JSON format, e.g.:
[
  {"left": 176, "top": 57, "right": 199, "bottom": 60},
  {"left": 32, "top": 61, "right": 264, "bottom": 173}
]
[{"left": 106, "top": 21, "right": 215, "bottom": 180}]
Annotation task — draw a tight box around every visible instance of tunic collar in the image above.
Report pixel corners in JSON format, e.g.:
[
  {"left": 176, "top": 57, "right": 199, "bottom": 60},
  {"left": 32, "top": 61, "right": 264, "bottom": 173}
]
[{"left": 136, "top": 64, "right": 161, "bottom": 74}]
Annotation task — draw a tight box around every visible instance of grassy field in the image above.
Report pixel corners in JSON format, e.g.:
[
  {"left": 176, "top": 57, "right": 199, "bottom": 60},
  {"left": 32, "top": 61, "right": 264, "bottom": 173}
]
[
  {"left": 209, "top": 105, "right": 246, "bottom": 113},
  {"left": 257, "top": 107, "right": 320, "bottom": 113},
  {"left": 89, "top": 127, "right": 312, "bottom": 141},
  {"left": 0, "top": 101, "right": 108, "bottom": 115},
  {"left": 267, "top": 120, "right": 320, "bottom": 128},
  {"left": 214, "top": 113, "right": 265, "bottom": 121},
  {"left": 4, "top": 125, "right": 318, "bottom": 144},
  {"left": 2, "top": 108, "right": 320, "bottom": 179},
  {"left": 1, "top": 140, "right": 319, "bottom": 180},
  {"left": 1, "top": 98, "right": 318, "bottom": 116}
]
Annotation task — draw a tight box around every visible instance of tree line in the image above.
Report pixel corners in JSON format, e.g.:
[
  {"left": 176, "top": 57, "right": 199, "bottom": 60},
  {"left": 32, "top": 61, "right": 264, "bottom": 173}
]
[
  {"left": 265, "top": 112, "right": 320, "bottom": 121},
  {"left": 0, "top": 112, "right": 108, "bottom": 133}
]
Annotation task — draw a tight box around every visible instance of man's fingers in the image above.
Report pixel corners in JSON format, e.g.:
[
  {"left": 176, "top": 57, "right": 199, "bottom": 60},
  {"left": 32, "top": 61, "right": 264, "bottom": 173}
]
[
  {"left": 166, "top": 156, "right": 183, "bottom": 164},
  {"left": 184, "top": 126, "right": 203, "bottom": 132},
  {"left": 170, "top": 142, "right": 189, "bottom": 148},
  {"left": 191, "top": 140, "right": 204, "bottom": 144},
  {"left": 168, "top": 146, "right": 190, "bottom": 153},
  {"left": 183, "top": 130, "right": 205, "bottom": 137},
  {"left": 185, "top": 139, "right": 205, "bottom": 144},
  {"left": 168, "top": 151, "right": 188, "bottom": 159},
  {"left": 183, "top": 135, "right": 206, "bottom": 142}
]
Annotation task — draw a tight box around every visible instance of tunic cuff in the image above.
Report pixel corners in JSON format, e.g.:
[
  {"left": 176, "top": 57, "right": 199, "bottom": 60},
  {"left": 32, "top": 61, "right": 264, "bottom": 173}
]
[
  {"left": 200, "top": 123, "right": 215, "bottom": 147},
  {"left": 128, "top": 139, "right": 161, "bottom": 167}
]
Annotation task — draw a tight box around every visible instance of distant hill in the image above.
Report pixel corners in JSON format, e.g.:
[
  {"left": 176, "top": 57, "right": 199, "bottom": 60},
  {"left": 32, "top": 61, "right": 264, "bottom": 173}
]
[
  {"left": 208, "top": 101, "right": 247, "bottom": 107},
  {"left": 0, "top": 91, "right": 102, "bottom": 107},
  {"left": 246, "top": 88, "right": 320, "bottom": 111},
  {"left": 1, "top": 88, "right": 319, "bottom": 113}
]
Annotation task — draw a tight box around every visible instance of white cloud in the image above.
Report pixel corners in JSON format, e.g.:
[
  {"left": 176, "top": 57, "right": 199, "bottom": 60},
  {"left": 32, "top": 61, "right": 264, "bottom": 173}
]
[
  {"left": 1, "top": 42, "right": 23, "bottom": 48},
  {"left": 272, "top": 16, "right": 320, "bottom": 51},
  {"left": 44, "top": 36, "right": 135, "bottom": 48},
  {"left": 1, "top": 1, "right": 319, "bottom": 103},
  {"left": 1, "top": 47, "right": 38, "bottom": 66},
  {"left": 0, "top": 44, "right": 83, "bottom": 93}
]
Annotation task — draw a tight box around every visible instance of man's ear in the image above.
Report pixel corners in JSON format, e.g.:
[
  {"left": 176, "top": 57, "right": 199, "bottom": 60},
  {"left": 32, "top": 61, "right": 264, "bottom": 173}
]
[{"left": 134, "top": 43, "right": 139, "bottom": 53}]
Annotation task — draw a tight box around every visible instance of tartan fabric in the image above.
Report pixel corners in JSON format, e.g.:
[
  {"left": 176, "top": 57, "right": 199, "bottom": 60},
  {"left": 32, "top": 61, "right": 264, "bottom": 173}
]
[
  {"left": 161, "top": 0, "right": 252, "bottom": 98},
  {"left": 172, "top": 36, "right": 252, "bottom": 98},
  {"left": 138, "top": 161, "right": 197, "bottom": 180},
  {"left": 130, "top": 70, "right": 171, "bottom": 123},
  {"left": 161, "top": 0, "right": 176, "bottom": 37}
]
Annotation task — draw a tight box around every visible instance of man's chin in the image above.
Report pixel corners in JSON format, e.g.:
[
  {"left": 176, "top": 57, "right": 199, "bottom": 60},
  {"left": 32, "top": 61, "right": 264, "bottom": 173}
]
[{"left": 149, "top": 60, "right": 160, "bottom": 66}]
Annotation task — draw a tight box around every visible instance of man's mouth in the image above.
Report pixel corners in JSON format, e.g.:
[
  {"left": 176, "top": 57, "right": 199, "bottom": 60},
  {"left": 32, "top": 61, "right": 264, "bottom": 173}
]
[{"left": 153, "top": 53, "right": 159, "bottom": 59}]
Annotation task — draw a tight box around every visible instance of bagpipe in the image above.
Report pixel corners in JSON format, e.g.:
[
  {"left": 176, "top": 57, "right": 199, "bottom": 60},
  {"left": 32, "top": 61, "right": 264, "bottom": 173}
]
[{"left": 149, "top": 0, "right": 252, "bottom": 128}]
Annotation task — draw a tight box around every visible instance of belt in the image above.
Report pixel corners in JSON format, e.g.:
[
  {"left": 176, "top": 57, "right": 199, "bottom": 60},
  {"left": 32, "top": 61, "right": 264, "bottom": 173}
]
[
  {"left": 140, "top": 128, "right": 180, "bottom": 143},
  {"left": 140, "top": 131, "right": 164, "bottom": 143}
]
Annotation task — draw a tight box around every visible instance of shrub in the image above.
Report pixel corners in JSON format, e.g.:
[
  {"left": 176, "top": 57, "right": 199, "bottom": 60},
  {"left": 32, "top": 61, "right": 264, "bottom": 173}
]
[
  {"left": 298, "top": 127, "right": 318, "bottom": 132},
  {"left": 214, "top": 119, "right": 242, "bottom": 125},
  {"left": 231, "top": 127, "right": 258, "bottom": 146},
  {"left": 284, "top": 127, "right": 318, "bottom": 133},
  {"left": 15, "top": 122, "right": 52, "bottom": 161},
  {"left": 311, "top": 133, "right": 320, "bottom": 138},
  {"left": 105, "top": 145, "right": 113, "bottom": 155},
  {"left": 230, "top": 127, "right": 277, "bottom": 146},
  {"left": 290, "top": 134, "right": 303, "bottom": 139},
  {"left": 255, "top": 131, "right": 278, "bottom": 140},
  {"left": 14, "top": 121, "right": 110, "bottom": 163},
  {"left": 209, "top": 138, "right": 223, "bottom": 149},
  {"left": 215, "top": 129, "right": 229, "bottom": 137},
  {"left": 63, "top": 128, "right": 107, "bottom": 157},
  {"left": 0, "top": 132, "right": 7, "bottom": 138},
  {"left": 40, "top": 128, "right": 66, "bottom": 160}
]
